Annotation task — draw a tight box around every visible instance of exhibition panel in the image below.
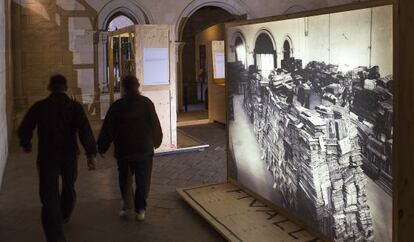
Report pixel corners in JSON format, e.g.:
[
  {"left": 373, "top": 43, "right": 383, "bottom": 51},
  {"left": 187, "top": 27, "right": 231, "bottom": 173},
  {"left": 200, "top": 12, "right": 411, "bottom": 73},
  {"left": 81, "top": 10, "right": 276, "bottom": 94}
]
[{"left": 226, "top": 4, "right": 393, "bottom": 242}]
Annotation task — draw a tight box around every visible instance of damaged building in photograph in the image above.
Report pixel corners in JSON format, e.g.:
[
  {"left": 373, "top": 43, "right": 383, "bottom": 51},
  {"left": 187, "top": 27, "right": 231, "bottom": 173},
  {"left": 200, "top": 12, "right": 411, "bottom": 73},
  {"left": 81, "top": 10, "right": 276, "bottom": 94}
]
[
  {"left": 229, "top": 58, "right": 395, "bottom": 241},
  {"left": 226, "top": 5, "right": 393, "bottom": 241},
  {"left": 350, "top": 70, "right": 393, "bottom": 195}
]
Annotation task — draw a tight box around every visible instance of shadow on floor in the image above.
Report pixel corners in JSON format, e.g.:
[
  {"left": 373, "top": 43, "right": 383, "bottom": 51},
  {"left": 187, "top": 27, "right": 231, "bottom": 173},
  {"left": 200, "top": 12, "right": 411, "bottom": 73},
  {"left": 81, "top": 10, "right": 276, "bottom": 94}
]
[{"left": 0, "top": 123, "right": 227, "bottom": 242}]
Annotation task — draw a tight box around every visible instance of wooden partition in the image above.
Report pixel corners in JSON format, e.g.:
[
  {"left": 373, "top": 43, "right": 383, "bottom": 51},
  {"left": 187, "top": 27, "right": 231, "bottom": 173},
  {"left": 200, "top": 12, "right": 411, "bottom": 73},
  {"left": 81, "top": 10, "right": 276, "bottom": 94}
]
[
  {"left": 394, "top": 0, "right": 414, "bottom": 241},
  {"left": 107, "top": 25, "right": 177, "bottom": 152},
  {"left": 134, "top": 25, "right": 177, "bottom": 152}
]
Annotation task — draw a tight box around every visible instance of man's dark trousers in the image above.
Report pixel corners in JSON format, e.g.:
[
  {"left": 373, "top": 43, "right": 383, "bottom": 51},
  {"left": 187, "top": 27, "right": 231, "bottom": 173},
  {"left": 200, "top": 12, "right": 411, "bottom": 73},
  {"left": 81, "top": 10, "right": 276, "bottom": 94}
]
[
  {"left": 37, "top": 158, "right": 77, "bottom": 242},
  {"left": 117, "top": 157, "right": 153, "bottom": 211}
]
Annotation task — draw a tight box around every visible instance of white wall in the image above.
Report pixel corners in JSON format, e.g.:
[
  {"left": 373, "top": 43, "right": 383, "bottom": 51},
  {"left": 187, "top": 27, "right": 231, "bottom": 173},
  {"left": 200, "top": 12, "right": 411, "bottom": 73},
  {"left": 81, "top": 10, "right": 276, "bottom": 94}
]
[
  {"left": 0, "top": 0, "right": 11, "bottom": 188},
  {"left": 371, "top": 5, "right": 393, "bottom": 76},
  {"left": 227, "top": 5, "right": 393, "bottom": 77}
]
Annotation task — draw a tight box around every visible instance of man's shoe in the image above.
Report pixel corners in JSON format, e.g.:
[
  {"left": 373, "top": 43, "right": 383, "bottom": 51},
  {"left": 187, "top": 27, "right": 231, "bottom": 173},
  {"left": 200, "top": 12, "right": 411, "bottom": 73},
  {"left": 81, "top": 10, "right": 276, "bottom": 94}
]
[
  {"left": 136, "top": 210, "right": 145, "bottom": 221},
  {"left": 119, "top": 209, "right": 134, "bottom": 218}
]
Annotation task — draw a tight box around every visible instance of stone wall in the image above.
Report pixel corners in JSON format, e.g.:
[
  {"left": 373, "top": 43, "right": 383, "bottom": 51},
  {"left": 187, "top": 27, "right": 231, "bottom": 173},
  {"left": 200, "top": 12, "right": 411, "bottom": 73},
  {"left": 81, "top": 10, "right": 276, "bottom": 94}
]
[
  {"left": 11, "top": 0, "right": 354, "bottom": 118},
  {"left": 12, "top": 0, "right": 97, "bottom": 118}
]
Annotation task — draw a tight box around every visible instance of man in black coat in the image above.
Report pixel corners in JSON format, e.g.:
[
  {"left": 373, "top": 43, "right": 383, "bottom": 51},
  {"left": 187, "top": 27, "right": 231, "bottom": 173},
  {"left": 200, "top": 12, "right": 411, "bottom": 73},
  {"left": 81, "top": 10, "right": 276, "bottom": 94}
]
[
  {"left": 18, "top": 74, "right": 97, "bottom": 242},
  {"left": 97, "top": 75, "right": 162, "bottom": 221}
]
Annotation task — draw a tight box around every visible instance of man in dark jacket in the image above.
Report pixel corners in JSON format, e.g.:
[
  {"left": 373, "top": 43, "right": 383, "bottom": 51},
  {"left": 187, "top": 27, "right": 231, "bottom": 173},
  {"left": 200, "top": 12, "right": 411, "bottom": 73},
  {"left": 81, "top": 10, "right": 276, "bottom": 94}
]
[
  {"left": 97, "top": 75, "right": 162, "bottom": 221},
  {"left": 18, "top": 74, "right": 97, "bottom": 242}
]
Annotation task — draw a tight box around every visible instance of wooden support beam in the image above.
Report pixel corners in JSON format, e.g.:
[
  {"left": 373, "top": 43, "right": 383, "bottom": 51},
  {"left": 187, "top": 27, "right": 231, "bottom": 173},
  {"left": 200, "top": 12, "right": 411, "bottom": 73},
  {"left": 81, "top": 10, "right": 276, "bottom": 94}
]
[{"left": 394, "top": 0, "right": 414, "bottom": 241}]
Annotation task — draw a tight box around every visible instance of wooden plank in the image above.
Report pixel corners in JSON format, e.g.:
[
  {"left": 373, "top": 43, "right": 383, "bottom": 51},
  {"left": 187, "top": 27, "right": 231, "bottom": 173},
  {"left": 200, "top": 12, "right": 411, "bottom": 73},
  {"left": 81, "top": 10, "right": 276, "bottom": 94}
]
[
  {"left": 209, "top": 83, "right": 226, "bottom": 123},
  {"left": 178, "top": 182, "right": 323, "bottom": 242},
  {"left": 108, "top": 26, "right": 135, "bottom": 37},
  {"left": 141, "top": 85, "right": 170, "bottom": 92},
  {"left": 394, "top": 1, "right": 414, "bottom": 242},
  {"left": 106, "top": 25, "right": 177, "bottom": 152},
  {"left": 177, "top": 119, "right": 210, "bottom": 127},
  {"left": 225, "top": 0, "right": 395, "bottom": 29},
  {"left": 134, "top": 25, "right": 178, "bottom": 152},
  {"left": 144, "top": 89, "right": 174, "bottom": 151}
]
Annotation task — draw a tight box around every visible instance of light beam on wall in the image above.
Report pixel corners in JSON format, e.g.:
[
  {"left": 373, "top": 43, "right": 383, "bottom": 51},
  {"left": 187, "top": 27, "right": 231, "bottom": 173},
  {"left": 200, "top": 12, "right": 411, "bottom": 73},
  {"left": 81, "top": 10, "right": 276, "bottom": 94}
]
[{"left": 13, "top": 0, "right": 50, "bottom": 20}]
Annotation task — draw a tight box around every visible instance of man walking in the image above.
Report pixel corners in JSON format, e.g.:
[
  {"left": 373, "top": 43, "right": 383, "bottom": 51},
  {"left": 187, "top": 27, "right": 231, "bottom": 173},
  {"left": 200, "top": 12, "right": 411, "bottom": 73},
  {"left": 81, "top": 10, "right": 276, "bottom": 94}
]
[
  {"left": 18, "top": 74, "right": 97, "bottom": 242},
  {"left": 98, "top": 75, "right": 162, "bottom": 221}
]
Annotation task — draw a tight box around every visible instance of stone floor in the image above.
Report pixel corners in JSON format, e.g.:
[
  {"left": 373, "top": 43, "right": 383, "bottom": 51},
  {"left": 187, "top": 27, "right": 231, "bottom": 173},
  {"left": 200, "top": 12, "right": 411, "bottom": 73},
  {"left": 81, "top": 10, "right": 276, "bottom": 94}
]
[
  {"left": 0, "top": 123, "right": 227, "bottom": 242},
  {"left": 177, "top": 110, "right": 208, "bottom": 123}
]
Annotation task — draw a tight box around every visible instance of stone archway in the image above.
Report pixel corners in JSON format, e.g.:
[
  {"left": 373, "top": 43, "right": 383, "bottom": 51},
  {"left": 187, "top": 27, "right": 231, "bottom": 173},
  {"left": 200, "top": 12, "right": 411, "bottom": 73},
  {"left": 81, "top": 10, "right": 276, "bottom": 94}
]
[
  {"left": 175, "top": 0, "right": 251, "bottom": 113},
  {"left": 95, "top": 0, "right": 154, "bottom": 118},
  {"left": 253, "top": 29, "right": 277, "bottom": 78},
  {"left": 96, "top": 0, "right": 153, "bottom": 30},
  {"left": 283, "top": 35, "right": 294, "bottom": 60},
  {"left": 175, "top": 0, "right": 252, "bottom": 42},
  {"left": 283, "top": 4, "right": 306, "bottom": 14},
  {"left": 231, "top": 31, "right": 247, "bottom": 68}
]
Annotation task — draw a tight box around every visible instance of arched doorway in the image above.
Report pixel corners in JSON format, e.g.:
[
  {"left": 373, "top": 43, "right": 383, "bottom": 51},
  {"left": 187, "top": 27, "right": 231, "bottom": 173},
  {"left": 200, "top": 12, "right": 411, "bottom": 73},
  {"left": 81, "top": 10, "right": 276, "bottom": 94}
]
[
  {"left": 283, "top": 39, "right": 291, "bottom": 60},
  {"left": 96, "top": 0, "right": 152, "bottom": 118},
  {"left": 104, "top": 13, "right": 136, "bottom": 96},
  {"left": 96, "top": 0, "right": 153, "bottom": 29},
  {"left": 234, "top": 35, "right": 247, "bottom": 67},
  {"left": 178, "top": 6, "right": 236, "bottom": 118},
  {"left": 254, "top": 31, "right": 277, "bottom": 80},
  {"left": 107, "top": 14, "right": 135, "bottom": 32}
]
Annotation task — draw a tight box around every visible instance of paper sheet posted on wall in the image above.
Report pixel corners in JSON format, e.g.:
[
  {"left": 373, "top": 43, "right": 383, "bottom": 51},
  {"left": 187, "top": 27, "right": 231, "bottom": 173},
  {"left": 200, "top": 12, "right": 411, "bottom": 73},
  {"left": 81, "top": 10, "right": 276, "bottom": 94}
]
[
  {"left": 213, "top": 52, "right": 225, "bottom": 79},
  {"left": 144, "top": 48, "right": 169, "bottom": 85}
]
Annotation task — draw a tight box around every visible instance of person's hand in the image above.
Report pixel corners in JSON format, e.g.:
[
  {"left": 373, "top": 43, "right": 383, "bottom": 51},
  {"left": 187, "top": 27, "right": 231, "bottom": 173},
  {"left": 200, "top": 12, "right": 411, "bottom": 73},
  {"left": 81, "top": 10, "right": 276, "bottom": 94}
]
[
  {"left": 22, "top": 145, "right": 32, "bottom": 154},
  {"left": 87, "top": 155, "right": 97, "bottom": 171}
]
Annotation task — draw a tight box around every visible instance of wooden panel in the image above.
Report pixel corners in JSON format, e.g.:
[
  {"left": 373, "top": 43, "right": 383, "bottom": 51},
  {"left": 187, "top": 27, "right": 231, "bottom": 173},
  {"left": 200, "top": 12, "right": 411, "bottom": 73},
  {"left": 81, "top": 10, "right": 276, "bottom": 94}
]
[
  {"left": 225, "top": 0, "right": 395, "bottom": 29},
  {"left": 134, "top": 25, "right": 170, "bottom": 85},
  {"left": 210, "top": 84, "right": 226, "bottom": 124},
  {"left": 134, "top": 25, "right": 177, "bottom": 152},
  {"left": 178, "top": 182, "right": 323, "bottom": 242},
  {"left": 144, "top": 89, "right": 173, "bottom": 150},
  {"left": 395, "top": 1, "right": 414, "bottom": 241}
]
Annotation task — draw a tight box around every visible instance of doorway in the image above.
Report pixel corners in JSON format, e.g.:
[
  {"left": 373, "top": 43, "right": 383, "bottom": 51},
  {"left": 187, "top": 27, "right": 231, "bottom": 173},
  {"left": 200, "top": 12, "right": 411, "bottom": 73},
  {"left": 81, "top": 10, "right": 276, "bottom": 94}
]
[
  {"left": 283, "top": 39, "right": 291, "bottom": 60},
  {"left": 254, "top": 31, "right": 277, "bottom": 80},
  {"left": 100, "top": 13, "right": 137, "bottom": 118},
  {"left": 178, "top": 6, "right": 236, "bottom": 126}
]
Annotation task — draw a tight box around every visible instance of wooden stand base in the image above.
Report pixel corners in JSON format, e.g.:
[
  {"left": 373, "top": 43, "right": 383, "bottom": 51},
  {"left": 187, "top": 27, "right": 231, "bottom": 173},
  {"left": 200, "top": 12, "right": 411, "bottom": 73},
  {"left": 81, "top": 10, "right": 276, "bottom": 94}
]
[{"left": 177, "top": 182, "right": 322, "bottom": 242}]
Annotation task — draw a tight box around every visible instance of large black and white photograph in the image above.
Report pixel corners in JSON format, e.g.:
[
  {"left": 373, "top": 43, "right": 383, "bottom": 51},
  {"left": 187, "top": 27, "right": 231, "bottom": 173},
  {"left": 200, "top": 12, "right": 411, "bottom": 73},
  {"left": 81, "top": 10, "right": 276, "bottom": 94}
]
[{"left": 226, "top": 5, "right": 393, "bottom": 242}]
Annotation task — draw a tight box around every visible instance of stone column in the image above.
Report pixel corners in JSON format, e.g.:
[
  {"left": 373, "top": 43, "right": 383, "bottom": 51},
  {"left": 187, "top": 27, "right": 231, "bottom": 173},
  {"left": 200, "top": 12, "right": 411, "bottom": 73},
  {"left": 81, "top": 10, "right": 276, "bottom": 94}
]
[
  {"left": 100, "top": 32, "right": 109, "bottom": 92},
  {"left": 92, "top": 31, "right": 102, "bottom": 120},
  {"left": 176, "top": 41, "right": 186, "bottom": 112}
]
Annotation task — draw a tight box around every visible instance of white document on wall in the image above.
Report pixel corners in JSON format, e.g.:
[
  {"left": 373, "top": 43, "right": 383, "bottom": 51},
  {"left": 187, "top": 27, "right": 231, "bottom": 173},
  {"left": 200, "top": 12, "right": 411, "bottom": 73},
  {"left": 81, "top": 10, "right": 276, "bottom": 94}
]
[
  {"left": 213, "top": 52, "right": 225, "bottom": 79},
  {"left": 143, "top": 48, "right": 169, "bottom": 85}
]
